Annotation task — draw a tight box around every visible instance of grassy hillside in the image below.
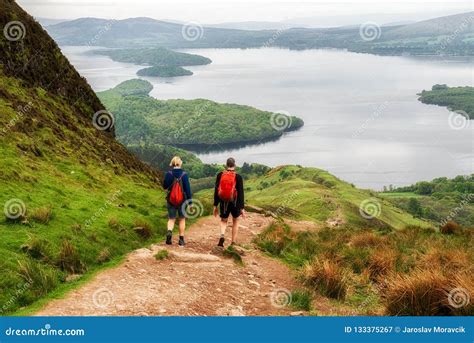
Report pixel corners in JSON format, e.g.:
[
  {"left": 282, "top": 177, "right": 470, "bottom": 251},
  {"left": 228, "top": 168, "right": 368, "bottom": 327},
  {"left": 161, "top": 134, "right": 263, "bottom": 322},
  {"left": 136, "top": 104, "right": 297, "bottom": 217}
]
[
  {"left": 0, "top": 0, "right": 167, "bottom": 314},
  {"left": 381, "top": 174, "right": 474, "bottom": 227},
  {"left": 418, "top": 84, "right": 474, "bottom": 119},
  {"left": 97, "top": 79, "right": 304, "bottom": 147},
  {"left": 195, "top": 166, "right": 473, "bottom": 315},
  {"left": 196, "top": 166, "right": 430, "bottom": 230}
]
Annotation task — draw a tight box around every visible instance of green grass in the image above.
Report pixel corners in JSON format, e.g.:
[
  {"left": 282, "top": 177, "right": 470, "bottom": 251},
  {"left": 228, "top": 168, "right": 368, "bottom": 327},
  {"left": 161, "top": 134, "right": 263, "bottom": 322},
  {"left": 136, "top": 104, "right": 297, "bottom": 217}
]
[
  {"left": 223, "top": 245, "right": 244, "bottom": 266},
  {"left": 0, "top": 73, "right": 168, "bottom": 314},
  {"left": 244, "top": 166, "right": 430, "bottom": 229},
  {"left": 154, "top": 249, "right": 169, "bottom": 260},
  {"left": 290, "top": 290, "right": 312, "bottom": 311}
]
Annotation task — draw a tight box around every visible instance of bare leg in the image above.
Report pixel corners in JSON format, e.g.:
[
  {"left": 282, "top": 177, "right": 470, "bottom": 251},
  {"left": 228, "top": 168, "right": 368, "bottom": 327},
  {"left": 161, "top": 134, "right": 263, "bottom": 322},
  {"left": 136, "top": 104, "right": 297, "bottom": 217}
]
[
  {"left": 178, "top": 218, "right": 186, "bottom": 237},
  {"left": 231, "top": 216, "right": 239, "bottom": 244},
  {"left": 167, "top": 218, "right": 176, "bottom": 231},
  {"left": 220, "top": 218, "right": 227, "bottom": 236}
]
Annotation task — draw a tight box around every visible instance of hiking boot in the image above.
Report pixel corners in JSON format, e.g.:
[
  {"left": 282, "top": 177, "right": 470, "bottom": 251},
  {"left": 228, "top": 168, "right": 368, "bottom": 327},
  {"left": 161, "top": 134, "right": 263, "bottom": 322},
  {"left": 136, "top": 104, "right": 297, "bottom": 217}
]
[
  {"left": 178, "top": 236, "right": 185, "bottom": 247},
  {"left": 217, "top": 237, "right": 225, "bottom": 247},
  {"left": 166, "top": 231, "right": 172, "bottom": 245}
]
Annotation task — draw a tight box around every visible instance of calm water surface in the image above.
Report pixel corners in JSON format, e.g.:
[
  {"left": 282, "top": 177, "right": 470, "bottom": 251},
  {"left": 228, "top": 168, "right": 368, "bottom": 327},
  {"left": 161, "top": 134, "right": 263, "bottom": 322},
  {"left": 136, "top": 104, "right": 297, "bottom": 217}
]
[{"left": 62, "top": 46, "right": 474, "bottom": 189}]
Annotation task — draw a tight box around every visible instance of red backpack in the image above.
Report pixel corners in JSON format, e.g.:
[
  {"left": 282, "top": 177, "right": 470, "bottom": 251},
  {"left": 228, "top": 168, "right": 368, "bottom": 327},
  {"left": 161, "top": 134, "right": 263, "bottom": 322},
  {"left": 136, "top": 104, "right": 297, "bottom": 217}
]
[
  {"left": 168, "top": 172, "right": 185, "bottom": 207},
  {"left": 218, "top": 170, "right": 237, "bottom": 202}
]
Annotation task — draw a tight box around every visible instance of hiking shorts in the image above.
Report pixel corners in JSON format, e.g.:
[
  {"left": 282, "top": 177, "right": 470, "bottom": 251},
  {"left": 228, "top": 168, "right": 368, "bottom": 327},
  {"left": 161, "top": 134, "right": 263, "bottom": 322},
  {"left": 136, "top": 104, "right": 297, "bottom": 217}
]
[
  {"left": 219, "top": 201, "right": 242, "bottom": 219},
  {"left": 167, "top": 202, "right": 186, "bottom": 219}
]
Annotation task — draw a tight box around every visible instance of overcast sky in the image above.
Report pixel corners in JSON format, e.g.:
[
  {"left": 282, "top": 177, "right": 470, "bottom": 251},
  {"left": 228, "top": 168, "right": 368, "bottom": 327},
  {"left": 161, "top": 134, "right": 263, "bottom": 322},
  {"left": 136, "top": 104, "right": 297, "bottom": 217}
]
[{"left": 17, "top": 0, "right": 473, "bottom": 24}]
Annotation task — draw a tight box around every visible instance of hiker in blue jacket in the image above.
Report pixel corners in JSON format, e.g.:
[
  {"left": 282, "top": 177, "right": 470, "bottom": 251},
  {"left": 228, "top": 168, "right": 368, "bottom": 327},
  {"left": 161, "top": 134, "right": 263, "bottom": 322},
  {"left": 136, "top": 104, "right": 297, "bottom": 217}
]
[{"left": 162, "top": 156, "right": 192, "bottom": 247}]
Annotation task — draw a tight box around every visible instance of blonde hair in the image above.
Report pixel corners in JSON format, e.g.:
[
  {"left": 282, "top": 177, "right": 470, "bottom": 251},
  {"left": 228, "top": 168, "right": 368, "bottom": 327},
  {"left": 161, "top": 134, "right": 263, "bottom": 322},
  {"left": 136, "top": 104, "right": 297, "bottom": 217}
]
[{"left": 169, "top": 156, "right": 183, "bottom": 167}]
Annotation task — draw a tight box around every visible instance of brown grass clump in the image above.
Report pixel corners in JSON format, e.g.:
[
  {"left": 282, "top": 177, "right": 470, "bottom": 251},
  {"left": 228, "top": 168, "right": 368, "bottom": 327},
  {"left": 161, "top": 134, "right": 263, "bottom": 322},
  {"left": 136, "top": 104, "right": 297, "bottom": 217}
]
[
  {"left": 350, "top": 232, "right": 385, "bottom": 248},
  {"left": 97, "top": 248, "right": 111, "bottom": 263},
  {"left": 419, "top": 248, "right": 470, "bottom": 275},
  {"left": 133, "top": 219, "right": 153, "bottom": 239},
  {"left": 31, "top": 206, "right": 52, "bottom": 224},
  {"left": 57, "top": 240, "right": 85, "bottom": 274},
  {"left": 383, "top": 269, "right": 473, "bottom": 316},
  {"left": 304, "top": 258, "right": 348, "bottom": 300},
  {"left": 367, "top": 249, "right": 396, "bottom": 281},
  {"left": 440, "top": 221, "right": 460, "bottom": 235}
]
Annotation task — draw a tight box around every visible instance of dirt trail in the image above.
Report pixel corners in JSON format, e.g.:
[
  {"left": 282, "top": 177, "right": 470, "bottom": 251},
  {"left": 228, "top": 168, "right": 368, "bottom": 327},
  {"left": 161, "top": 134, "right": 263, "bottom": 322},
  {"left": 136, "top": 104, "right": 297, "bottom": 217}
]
[{"left": 35, "top": 213, "right": 303, "bottom": 316}]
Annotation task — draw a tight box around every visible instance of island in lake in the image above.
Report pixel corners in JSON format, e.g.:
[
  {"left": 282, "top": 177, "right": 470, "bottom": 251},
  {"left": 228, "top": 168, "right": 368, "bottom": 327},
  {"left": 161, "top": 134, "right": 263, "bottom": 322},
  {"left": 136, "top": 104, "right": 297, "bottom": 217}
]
[
  {"left": 97, "top": 79, "right": 304, "bottom": 148},
  {"left": 94, "top": 47, "right": 211, "bottom": 78},
  {"left": 418, "top": 84, "right": 474, "bottom": 119},
  {"left": 137, "top": 65, "right": 193, "bottom": 77}
]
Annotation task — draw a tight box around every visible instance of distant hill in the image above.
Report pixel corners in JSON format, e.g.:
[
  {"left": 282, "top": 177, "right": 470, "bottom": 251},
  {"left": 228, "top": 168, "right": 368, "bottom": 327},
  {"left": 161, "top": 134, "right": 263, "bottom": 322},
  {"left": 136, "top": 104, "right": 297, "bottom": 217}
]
[
  {"left": 382, "top": 11, "right": 474, "bottom": 40},
  {"left": 45, "top": 12, "right": 474, "bottom": 56}
]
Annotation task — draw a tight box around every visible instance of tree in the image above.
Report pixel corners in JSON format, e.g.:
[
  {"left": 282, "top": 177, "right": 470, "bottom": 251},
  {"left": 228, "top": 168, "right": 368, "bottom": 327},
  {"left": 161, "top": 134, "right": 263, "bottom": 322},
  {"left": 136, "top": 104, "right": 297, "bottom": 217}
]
[{"left": 407, "top": 198, "right": 423, "bottom": 217}]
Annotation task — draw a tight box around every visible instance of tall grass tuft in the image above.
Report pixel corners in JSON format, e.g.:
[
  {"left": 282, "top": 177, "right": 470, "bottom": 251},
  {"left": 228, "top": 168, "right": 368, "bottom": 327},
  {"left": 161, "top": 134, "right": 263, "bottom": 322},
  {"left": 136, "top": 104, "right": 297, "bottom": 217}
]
[
  {"left": 383, "top": 269, "right": 473, "bottom": 315},
  {"left": 303, "top": 258, "right": 348, "bottom": 300},
  {"left": 57, "top": 240, "right": 85, "bottom": 274},
  {"left": 31, "top": 206, "right": 52, "bottom": 224},
  {"left": 17, "top": 259, "right": 58, "bottom": 296}
]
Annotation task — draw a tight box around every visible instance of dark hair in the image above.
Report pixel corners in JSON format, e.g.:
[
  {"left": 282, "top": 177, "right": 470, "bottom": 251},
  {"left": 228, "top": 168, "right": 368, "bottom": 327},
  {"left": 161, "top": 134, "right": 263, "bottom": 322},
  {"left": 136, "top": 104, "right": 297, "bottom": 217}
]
[{"left": 226, "top": 157, "right": 236, "bottom": 168}]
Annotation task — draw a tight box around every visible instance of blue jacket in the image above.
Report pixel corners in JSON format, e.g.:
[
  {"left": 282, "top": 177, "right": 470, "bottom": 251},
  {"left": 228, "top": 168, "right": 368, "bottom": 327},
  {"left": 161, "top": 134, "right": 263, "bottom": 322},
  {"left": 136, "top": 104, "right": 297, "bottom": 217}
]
[{"left": 163, "top": 168, "right": 192, "bottom": 204}]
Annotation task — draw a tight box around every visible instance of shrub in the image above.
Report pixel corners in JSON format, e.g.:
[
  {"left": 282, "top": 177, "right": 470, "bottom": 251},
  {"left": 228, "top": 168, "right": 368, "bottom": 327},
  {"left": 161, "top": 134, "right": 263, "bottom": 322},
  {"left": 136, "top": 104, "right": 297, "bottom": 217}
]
[
  {"left": 154, "top": 249, "right": 169, "bottom": 260},
  {"left": 57, "top": 240, "right": 85, "bottom": 274},
  {"left": 31, "top": 206, "right": 52, "bottom": 224},
  {"left": 290, "top": 290, "right": 312, "bottom": 311},
  {"left": 440, "top": 221, "right": 460, "bottom": 235},
  {"left": 303, "top": 258, "right": 348, "bottom": 300}
]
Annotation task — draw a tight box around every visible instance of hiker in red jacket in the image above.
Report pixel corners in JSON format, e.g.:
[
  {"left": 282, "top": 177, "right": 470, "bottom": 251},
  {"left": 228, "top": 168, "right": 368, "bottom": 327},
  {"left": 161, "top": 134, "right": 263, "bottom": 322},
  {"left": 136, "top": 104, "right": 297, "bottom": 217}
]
[
  {"left": 163, "top": 156, "right": 192, "bottom": 247},
  {"left": 213, "top": 157, "right": 245, "bottom": 247}
]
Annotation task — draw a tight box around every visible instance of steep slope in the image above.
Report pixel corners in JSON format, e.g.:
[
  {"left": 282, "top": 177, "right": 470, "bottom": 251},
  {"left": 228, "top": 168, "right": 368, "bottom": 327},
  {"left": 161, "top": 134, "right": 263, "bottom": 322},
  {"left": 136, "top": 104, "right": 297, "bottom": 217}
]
[{"left": 0, "top": 0, "right": 166, "bottom": 314}]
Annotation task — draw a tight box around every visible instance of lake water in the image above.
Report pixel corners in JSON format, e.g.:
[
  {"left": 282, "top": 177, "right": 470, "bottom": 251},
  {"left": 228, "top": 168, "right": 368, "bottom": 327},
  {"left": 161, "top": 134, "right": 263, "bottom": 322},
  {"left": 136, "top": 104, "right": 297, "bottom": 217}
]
[{"left": 62, "top": 46, "right": 473, "bottom": 190}]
